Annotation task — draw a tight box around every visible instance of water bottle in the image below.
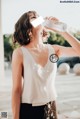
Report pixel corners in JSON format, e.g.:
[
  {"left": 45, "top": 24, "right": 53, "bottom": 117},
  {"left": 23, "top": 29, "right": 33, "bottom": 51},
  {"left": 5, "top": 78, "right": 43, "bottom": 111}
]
[{"left": 43, "top": 19, "right": 67, "bottom": 32}]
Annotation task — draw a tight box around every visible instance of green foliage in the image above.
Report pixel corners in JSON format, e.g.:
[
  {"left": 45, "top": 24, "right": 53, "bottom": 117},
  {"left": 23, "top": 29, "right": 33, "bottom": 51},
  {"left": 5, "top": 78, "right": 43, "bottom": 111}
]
[
  {"left": 74, "top": 32, "right": 80, "bottom": 41},
  {"left": 3, "top": 34, "right": 20, "bottom": 61},
  {"left": 4, "top": 34, "right": 13, "bottom": 61},
  {"left": 47, "top": 31, "right": 71, "bottom": 46}
]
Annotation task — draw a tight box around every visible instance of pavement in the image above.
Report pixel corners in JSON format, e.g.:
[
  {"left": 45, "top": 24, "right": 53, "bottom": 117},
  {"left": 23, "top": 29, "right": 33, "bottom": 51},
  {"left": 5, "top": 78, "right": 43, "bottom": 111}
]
[{"left": 0, "top": 68, "right": 80, "bottom": 119}]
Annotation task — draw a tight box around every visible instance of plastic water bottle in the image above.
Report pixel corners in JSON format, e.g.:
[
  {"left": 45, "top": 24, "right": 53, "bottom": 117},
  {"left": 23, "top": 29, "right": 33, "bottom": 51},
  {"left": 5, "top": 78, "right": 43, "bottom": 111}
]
[{"left": 43, "top": 19, "right": 67, "bottom": 32}]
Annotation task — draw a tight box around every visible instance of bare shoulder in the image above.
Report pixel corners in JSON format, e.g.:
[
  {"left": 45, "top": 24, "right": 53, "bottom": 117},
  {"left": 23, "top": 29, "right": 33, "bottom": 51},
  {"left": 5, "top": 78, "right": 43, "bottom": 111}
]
[{"left": 12, "top": 47, "right": 23, "bottom": 63}]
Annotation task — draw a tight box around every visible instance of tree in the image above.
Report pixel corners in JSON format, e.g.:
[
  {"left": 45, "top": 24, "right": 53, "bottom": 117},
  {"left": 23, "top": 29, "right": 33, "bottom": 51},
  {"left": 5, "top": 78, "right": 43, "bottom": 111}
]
[
  {"left": 4, "top": 34, "right": 13, "bottom": 62},
  {"left": 47, "top": 31, "right": 67, "bottom": 46}
]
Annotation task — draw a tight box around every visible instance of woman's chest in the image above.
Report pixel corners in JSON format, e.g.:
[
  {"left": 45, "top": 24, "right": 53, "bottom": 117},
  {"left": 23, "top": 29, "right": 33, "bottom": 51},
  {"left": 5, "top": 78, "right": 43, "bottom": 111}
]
[{"left": 28, "top": 48, "right": 49, "bottom": 67}]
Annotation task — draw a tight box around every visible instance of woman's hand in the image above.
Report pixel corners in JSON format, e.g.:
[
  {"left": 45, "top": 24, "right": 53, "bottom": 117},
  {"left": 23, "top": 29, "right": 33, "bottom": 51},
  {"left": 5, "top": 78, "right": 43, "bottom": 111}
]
[
  {"left": 44, "top": 16, "right": 67, "bottom": 36},
  {"left": 44, "top": 16, "right": 62, "bottom": 33},
  {"left": 45, "top": 16, "right": 59, "bottom": 23}
]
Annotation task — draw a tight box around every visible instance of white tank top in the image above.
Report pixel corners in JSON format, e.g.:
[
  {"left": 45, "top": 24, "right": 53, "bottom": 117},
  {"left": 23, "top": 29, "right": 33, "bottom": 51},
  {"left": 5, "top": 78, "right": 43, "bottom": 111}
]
[{"left": 21, "top": 44, "right": 57, "bottom": 106}]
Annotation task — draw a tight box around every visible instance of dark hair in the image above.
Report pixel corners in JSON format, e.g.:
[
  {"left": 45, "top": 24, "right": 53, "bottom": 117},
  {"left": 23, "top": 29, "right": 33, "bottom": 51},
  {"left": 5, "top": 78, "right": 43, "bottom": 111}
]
[{"left": 13, "top": 11, "right": 37, "bottom": 45}]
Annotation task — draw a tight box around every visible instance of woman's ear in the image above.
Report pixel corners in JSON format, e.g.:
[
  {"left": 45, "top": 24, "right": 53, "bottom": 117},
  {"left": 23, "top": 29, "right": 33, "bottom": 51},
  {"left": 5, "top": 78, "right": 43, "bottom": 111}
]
[
  {"left": 29, "top": 31, "right": 32, "bottom": 36},
  {"left": 28, "top": 31, "right": 33, "bottom": 40}
]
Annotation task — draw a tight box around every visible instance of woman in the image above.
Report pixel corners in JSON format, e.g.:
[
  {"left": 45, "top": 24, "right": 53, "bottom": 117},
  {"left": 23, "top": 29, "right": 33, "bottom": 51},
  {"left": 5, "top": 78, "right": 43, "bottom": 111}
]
[{"left": 12, "top": 11, "right": 80, "bottom": 119}]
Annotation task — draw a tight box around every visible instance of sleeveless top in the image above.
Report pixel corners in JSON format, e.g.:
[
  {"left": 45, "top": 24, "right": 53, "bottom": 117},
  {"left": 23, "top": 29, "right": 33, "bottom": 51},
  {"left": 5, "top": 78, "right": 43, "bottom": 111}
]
[{"left": 20, "top": 44, "right": 57, "bottom": 106}]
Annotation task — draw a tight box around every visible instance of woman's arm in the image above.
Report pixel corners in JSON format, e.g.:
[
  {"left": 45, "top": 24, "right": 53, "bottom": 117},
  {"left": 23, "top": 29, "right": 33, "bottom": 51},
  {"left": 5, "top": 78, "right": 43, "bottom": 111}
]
[
  {"left": 12, "top": 48, "right": 23, "bottom": 119},
  {"left": 52, "top": 32, "right": 80, "bottom": 57},
  {"left": 46, "top": 17, "right": 80, "bottom": 57}
]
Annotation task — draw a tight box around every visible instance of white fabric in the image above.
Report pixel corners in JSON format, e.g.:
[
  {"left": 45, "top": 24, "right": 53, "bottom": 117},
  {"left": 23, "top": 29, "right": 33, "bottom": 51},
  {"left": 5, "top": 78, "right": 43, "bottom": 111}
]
[{"left": 21, "top": 44, "right": 57, "bottom": 106}]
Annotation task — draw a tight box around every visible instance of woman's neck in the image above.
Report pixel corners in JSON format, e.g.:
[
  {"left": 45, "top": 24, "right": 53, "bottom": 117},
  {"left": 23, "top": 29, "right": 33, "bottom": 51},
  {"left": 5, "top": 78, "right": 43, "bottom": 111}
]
[
  {"left": 27, "top": 42, "right": 44, "bottom": 50},
  {"left": 26, "top": 34, "right": 44, "bottom": 49}
]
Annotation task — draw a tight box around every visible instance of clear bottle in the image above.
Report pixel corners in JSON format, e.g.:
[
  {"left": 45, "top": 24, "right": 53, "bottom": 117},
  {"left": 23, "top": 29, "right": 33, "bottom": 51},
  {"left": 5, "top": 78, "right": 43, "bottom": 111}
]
[{"left": 43, "top": 19, "right": 67, "bottom": 32}]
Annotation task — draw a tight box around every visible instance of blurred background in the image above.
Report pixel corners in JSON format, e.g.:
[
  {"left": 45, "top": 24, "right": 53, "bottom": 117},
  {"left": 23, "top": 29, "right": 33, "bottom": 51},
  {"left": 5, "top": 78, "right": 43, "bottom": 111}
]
[{"left": 0, "top": 0, "right": 80, "bottom": 119}]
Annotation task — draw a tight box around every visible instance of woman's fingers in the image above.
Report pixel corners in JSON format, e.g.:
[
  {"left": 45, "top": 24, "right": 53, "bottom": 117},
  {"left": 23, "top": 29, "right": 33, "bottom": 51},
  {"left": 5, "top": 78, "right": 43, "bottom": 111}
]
[
  {"left": 51, "top": 17, "right": 59, "bottom": 22},
  {"left": 45, "top": 16, "right": 59, "bottom": 22}
]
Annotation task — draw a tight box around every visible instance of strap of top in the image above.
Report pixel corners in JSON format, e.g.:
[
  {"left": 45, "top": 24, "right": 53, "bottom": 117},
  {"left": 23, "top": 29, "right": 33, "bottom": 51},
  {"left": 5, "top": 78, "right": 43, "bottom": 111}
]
[
  {"left": 20, "top": 46, "right": 31, "bottom": 58},
  {"left": 20, "top": 46, "right": 31, "bottom": 62},
  {"left": 47, "top": 44, "right": 55, "bottom": 55}
]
